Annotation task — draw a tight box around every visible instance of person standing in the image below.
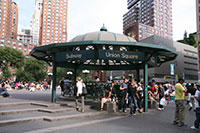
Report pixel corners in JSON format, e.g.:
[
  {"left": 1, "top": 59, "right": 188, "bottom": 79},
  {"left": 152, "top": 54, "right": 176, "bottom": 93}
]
[
  {"left": 75, "top": 77, "right": 85, "bottom": 113},
  {"left": 119, "top": 79, "right": 128, "bottom": 112},
  {"left": 157, "top": 83, "right": 165, "bottom": 111},
  {"left": 136, "top": 82, "right": 143, "bottom": 113},
  {"left": 127, "top": 81, "right": 138, "bottom": 116},
  {"left": 59, "top": 77, "right": 65, "bottom": 96},
  {"left": 187, "top": 83, "right": 196, "bottom": 111},
  {"left": 191, "top": 83, "right": 200, "bottom": 130},
  {"left": 173, "top": 78, "right": 187, "bottom": 127}
]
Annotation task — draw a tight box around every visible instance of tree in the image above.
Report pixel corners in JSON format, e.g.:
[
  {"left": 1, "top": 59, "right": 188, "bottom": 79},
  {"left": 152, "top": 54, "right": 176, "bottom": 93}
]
[
  {"left": 0, "top": 47, "right": 25, "bottom": 78},
  {"left": 56, "top": 67, "right": 91, "bottom": 83},
  {"left": 16, "top": 57, "right": 48, "bottom": 82},
  {"left": 177, "top": 31, "right": 197, "bottom": 47},
  {"left": 188, "top": 34, "right": 197, "bottom": 47}
]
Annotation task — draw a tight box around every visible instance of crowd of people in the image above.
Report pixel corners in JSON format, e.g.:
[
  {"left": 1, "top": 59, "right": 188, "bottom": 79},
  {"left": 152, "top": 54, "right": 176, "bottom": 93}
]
[
  {"left": 100, "top": 78, "right": 145, "bottom": 116},
  {"left": 0, "top": 78, "right": 50, "bottom": 97},
  {"left": 1, "top": 75, "right": 200, "bottom": 130}
]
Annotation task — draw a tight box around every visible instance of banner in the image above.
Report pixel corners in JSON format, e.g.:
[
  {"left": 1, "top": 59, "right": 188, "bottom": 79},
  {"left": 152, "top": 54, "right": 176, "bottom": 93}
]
[{"left": 170, "top": 64, "right": 174, "bottom": 75}]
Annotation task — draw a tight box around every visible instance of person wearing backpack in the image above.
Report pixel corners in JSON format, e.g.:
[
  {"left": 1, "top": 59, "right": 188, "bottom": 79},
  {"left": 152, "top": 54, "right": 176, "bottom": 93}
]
[{"left": 63, "top": 77, "right": 71, "bottom": 96}]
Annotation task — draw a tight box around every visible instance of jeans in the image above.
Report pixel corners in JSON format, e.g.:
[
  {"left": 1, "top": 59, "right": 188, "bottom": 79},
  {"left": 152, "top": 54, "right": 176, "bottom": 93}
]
[
  {"left": 0, "top": 91, "right": 10, "bottom": 97},
  {"left": 129, "top": 96, "right": 137, "bottom": 114},
  {"left": 75, "top": 95, "right": 85, "bottom": 112},
  {"left": 137, "top": 96, "right": 142, "bottom": 109},
  {"left": 194, "top": 108, "right": 200, "bottom": 128},
  {"left": 118, "top": 91, "right": 127, "bottom": 112}
]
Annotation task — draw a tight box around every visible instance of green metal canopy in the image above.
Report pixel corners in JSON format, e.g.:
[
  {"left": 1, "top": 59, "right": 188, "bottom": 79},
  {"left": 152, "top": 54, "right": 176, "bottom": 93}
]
[{"left": 30, "top": 29, "right": 177, "bottom": 70}]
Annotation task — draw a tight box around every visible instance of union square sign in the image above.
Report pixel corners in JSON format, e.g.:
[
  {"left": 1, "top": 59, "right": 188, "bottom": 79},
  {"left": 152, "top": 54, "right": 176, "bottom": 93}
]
[{"left": 55, "top": 50, "right": 144, "bottom": 62}]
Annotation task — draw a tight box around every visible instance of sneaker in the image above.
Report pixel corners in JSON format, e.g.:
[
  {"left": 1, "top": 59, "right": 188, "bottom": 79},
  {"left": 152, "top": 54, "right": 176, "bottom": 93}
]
[
  {"left": 191, "top": 125, "right": 199, "bottom": 130},
  {"left": 118, "top": 109, "right": 122, "bottom": 113},
  {"left": 123, "top": 110, "right": 127, "bottom": 113},
  {"left": 158, "top": 108, "right": 162, "bottom": 111},
  {"left": 178, "top": 123, "right": 187, "bottom": 127},
  {"left": 189, "top": 107, "right": 192, "bottom": 111},
  {"left": 172, "top": 121, "right": 178, "bottom": 125}
]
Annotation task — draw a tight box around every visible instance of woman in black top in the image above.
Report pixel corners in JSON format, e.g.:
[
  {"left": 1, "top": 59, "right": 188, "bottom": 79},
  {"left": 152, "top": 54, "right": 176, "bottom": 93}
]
[
  {"left": 158, "top": 83, "right": 165, "bottom": 110},
  {"left": 126, "top": 81, "right": 138, "bottom": 116}
]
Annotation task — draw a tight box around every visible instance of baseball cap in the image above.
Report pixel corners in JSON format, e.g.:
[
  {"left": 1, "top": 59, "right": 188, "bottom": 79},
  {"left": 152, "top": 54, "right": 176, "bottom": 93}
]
[{"left": 178, "top": 77, "right": 184, "bottom": 82}]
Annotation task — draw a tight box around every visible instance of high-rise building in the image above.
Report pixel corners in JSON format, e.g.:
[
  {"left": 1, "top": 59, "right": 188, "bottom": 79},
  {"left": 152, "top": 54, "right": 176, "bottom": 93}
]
[
  {"left": 0, "top": 0, "right": 12, "bottom": 38},
  {"left": 31, "top": 0, "right": 43, "bottom": 45},
  {"left": 196, "top": 0, "right": 200, "bottom": 79},
  {"left": 11, "top": 2, "right": 18, "bottom": 39},
  {"left": 17, "top": 29, "right": 33, "bottom": 44},
  {"left": 123, "top": 0, "right": 173, "bottom": 41},
  {"left": 39, "top": 0, "right": 68, "bottom": 45}
]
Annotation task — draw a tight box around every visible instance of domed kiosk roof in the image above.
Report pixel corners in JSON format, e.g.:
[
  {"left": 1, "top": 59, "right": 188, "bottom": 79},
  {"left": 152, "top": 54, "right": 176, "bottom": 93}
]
[{"left": 70, "top": 26, "right": 136, "bottom": 43}]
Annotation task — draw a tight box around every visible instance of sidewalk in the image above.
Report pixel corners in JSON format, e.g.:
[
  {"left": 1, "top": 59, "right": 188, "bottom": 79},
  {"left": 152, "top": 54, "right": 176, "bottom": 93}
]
[{"left": 0, "top": 90, "right": 198, "bottom": 133}]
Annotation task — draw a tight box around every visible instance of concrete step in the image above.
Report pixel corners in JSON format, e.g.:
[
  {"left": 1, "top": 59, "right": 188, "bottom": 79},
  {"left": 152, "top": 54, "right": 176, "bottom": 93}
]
[
  {"left": 0, "top": 117, "right": 43, "bottom": 126},
  {"left": 0, "top": 111, "right": 107, "bottom": 126},
  {"left": 0, "top": 108, "right": 39, "bottom": 115},
  {"left": 0, "top": 107, "right": 75, "bottom": 115},
  {"left": 0, "top": 102, "right": 31, "bottom": 107}
]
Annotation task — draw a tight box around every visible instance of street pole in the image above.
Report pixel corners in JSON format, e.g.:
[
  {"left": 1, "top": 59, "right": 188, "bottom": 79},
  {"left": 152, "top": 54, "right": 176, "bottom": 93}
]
[
  {"left": 143, "top": 63, "right": 148, "bottom": 112},
  {"left": 51, "top": 59, "right": 57, "bottom": 103},
  {"left": 136, "top": 69, "right": 140, "bottom": 83}
]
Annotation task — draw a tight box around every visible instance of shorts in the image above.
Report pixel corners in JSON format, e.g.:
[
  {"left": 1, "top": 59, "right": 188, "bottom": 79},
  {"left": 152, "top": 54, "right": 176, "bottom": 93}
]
[{"left": 103, "top": 98, "right": 111, "bottom": 103}]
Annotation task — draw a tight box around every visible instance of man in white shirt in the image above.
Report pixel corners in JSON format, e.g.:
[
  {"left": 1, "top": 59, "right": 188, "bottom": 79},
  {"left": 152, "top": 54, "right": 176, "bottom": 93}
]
[
  {"left": 75, "top": 77, "right": 85, "bottom": 112},
  {"left": 191, "top": 83, "right": 200, "bottom": 130}
]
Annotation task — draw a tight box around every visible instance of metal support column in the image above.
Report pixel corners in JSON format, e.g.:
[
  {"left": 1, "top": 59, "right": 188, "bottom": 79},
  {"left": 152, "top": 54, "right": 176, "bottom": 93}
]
[
  {"left": 143, "top": 63, "right": 148, "bottom": 112},
  {"left": 51, "top": 60, "right": 57, "bottom": 103},
  {"left": 74, "top": 69, "right": 77, "bottom": 96},
  {"left": 136, "top": 69, "right": 140, "bottom": 83}
]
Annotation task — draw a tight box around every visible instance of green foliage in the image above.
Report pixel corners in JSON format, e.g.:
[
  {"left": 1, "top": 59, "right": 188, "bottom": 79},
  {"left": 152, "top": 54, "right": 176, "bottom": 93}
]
[
  {"left": 188, "top": 34, "right": 197, "bottom": 46},
  {"left": 56, "top": 67, "right": 91, "bottom": 83},
  {"left": 177, "top": 31, "right": 197, "bottom": 47},
  {"left": 0, "top": 47, "right": 25, "bottom": 78},
  {"left": 16, "top": 57, "right": 48, "bottom": 82},
  {"left": 2, "top": 66, "right": 11, "bottom": 78},
  {"left": 56, "top": 67, "right": 73, "bottom": 83}
]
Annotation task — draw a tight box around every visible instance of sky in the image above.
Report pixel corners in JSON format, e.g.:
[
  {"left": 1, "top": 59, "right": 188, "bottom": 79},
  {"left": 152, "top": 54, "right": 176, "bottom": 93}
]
[{"left": 13, "top": 0, "right": 196, "bottom": 41}]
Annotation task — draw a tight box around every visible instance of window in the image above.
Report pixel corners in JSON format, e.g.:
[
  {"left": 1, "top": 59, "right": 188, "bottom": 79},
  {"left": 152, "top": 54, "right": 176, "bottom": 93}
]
[{"left": 1, "top": 39, "right": 4, "bottom": 44}]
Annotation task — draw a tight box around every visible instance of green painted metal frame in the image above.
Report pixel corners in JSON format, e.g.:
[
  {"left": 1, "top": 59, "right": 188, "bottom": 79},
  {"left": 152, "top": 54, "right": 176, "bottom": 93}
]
[{"left": 30, "top": 40, "right": 178, "bottom": 109}]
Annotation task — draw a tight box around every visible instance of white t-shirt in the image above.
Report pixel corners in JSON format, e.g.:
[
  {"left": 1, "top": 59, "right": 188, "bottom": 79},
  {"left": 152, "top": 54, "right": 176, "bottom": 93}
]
[
  {"left": 76, "top": 81, "right": 83, "bottom": 94},
  {"left": 195, "top": 90, "right": 200, "bottom": 108}
]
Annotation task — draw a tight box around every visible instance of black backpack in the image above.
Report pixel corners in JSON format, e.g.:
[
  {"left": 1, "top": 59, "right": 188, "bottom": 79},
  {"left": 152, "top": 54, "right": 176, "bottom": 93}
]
[{"left": 63, "top": 80, "right": 71, "bottom": 90}]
